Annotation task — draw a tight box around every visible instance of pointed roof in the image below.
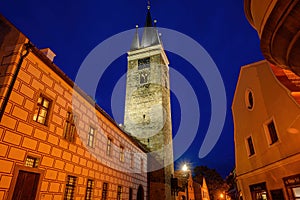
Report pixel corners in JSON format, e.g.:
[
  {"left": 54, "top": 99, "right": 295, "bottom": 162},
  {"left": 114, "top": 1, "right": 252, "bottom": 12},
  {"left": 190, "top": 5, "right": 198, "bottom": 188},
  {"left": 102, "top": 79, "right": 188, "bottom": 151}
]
[
  {"left": 145, "top": 5, "right": 153, "bottom": 27},
  {"left": 130, "top": 25, "right": 140, "bottom": 50},
  {"left": 129, "top": 2, "right": 162, "bottom": 51},
  {"left": 141, "top": 4, "right": 161, "bottom": 48}
]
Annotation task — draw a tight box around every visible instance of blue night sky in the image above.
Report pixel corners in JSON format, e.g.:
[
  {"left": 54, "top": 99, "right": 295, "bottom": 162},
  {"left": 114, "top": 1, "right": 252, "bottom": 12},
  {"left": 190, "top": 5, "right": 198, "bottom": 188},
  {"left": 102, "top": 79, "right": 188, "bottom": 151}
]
[{"left": 0, "top": 0, "right": 264, "bottom": 177}]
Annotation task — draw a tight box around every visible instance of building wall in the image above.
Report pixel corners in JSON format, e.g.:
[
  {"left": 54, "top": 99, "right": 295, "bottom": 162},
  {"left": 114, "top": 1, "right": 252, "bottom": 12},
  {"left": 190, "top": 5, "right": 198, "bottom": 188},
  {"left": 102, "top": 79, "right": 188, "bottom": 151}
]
[
  {"left": 175, "top": 170, "right": 195, "bottom": 200},
  {"left": 232, "top": 60, "right": 300, "bottom": 199},
  {"left": 0, "top": 14, "right": 147, "bottom": 200},
  {"left": 193, "top": 178, "right": 210, "bottom": 200}
]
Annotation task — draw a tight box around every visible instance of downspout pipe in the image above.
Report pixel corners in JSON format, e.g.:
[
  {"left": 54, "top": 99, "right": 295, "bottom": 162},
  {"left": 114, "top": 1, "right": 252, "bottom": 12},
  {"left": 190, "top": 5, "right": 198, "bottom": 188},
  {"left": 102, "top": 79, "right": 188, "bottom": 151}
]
[{"left": 0, "top": 42, "right": 32, "bottom": 122}]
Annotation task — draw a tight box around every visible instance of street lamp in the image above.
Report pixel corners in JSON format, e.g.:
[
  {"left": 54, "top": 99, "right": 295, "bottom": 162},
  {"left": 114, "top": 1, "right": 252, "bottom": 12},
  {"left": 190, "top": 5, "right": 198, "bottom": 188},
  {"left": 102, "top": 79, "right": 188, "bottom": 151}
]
[
  {"left": 182, "top": 164, "right": 188, "bottom": 172},
  {"left": 220, "top": 193, "right": 224, "bottom": 199},
  {"left": 181, "top": 163, "right": 190, "bottom": 200}
]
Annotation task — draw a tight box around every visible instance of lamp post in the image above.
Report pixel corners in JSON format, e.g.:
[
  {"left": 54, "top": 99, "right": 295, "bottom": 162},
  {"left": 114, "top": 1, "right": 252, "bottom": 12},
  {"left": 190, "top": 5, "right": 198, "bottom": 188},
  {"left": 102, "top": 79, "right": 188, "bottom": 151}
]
[
  {"left": 220, "top": 191, "right": 228, "bottom": 200},
  {"left": 182, "top": 164, "right": 189, "bottom": 200}
]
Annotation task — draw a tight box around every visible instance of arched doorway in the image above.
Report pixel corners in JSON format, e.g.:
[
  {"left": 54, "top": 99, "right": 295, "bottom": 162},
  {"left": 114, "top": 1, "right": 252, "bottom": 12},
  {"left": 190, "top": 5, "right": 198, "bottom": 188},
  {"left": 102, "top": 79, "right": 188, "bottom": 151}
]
[{"left": 137, "top": 185, "right": 144, "bottom": 200}]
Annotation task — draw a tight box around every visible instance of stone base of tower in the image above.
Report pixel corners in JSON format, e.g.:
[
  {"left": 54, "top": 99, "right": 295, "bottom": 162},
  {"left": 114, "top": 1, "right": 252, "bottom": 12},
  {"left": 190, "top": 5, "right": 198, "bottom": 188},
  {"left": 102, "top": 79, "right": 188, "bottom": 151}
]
[{"left": 147, "top": 155, "right": 175, "bottom": 200}]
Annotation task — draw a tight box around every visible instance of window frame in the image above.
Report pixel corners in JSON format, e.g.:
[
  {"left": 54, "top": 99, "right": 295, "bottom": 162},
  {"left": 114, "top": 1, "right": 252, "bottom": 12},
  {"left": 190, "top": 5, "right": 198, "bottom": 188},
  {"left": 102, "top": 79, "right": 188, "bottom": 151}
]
[
  {"left": 64, "top": 175, "right": 77, "bottom": 200},
  {"left": 85, "top": 179, "right": 94, "bottom": 200},
  {"left": 117, "top": 185, "right": 122, "bottom": 200},
  {"left": 245, "top": 88, "right": 254, "bottom": 110},
  {"left": 264, "top": 118, "right": 280, "bottom": 146},
  {"left": 63, "top": 111, "right": 77, "bottom": 142},
  {"left": 106, "top": 137, "right": 112, "bottom": 156},
  {"left": 246, "top": 136, "right": 255, "bottom": 156},
  {"left": 138, "top": 57, "right": 150, "bottom": 70},
  {"left": 119, "top": 146, "right": 125, "bottom": 162},
  {"left": 87, "top": 126, "right": 95, "bottom": 147},
  {"left": 130, "top": 153, "right": 134, "bottom": 169},
  {"left": 267, "top": 120, "right": 279, "bottom": 144},
  {"left": 24, "top": 155, "right": 40, "bottom": 168},
  {"left": 101, "top": 182, "right": 108, "bottom": 200},
  {"left": 33, "top": 95, "right": 51, "bottom": 125},
  {"left": 141, "top": 158, "right": 144, "bottom": 173}
]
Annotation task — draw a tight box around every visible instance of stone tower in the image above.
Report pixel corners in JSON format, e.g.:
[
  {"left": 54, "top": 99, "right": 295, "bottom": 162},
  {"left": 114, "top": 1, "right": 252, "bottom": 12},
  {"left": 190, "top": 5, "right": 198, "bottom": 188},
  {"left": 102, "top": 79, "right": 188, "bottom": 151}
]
[{"left": 124, "top": 4, "right": 174, "bottom": 200}]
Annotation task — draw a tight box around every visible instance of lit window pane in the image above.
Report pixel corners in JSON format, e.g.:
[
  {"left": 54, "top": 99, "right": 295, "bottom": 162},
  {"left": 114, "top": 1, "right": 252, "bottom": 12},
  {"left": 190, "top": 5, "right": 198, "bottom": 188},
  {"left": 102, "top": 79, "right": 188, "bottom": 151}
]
[
  {"left": 43, "top": 99, "right": 49, "bottom": 108},
  {"left": 25, "top": 156, "right": 39, "bottom": 168},
  {"left": 38, "top": 96, "right": 43, "bottom": 104},
  {"left": 33, "top": 96, "right": 51, "bottom": 125},
  {"left": 293, "top": 187, "right": 300, "bottom": 197},
  {"left": 37, "top": 116, "right": 45, "bottom": 124},
  {"left": 39, "top": 108, "right": 47, "bottom": 117}
]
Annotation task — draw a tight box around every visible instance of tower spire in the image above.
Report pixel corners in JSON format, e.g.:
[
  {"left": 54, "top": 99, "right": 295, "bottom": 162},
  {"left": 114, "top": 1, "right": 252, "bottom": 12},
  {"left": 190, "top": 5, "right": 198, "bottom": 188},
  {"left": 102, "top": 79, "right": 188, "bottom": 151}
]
[
  {"left": 130, "top": 25, "right": 140, "bottom": 50},
  {"left": 145, "top": 0, "right": 153, "bottom": 27},
  {"left": 141, "top": 1, "right": 161, "bottom": 48}
]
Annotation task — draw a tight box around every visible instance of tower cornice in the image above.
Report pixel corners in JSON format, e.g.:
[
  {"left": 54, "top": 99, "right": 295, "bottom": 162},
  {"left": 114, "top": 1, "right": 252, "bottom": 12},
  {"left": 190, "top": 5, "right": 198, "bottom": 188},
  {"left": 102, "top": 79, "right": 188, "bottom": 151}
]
[{"left": 127, "top": 44, "right": 169, "bottom": 66}]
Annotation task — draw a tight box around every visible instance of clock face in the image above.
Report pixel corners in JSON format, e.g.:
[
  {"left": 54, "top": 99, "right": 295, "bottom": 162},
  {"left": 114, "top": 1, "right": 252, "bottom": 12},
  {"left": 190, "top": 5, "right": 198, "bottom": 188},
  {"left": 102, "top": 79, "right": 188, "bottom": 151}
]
[{"left": 138, "top": 57, "right": 150, "bottom": 70}]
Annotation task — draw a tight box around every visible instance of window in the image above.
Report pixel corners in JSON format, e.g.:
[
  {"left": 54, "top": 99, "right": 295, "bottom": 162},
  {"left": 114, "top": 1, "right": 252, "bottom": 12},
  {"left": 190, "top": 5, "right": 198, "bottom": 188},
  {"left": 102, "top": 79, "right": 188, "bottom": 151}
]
[
  {"left": 247, "top": 136, "right": 255, "bottom": 156},
  {"left": 64, "top": 175, "right": 77, "bottom": 200},
  {"left": 85, "top": 179, "right": 94, "bottom": 200},
  {"left": 88, "top": 127, "right": 95, "bottom": 147},
  {"left": 63, "top": 112, "right": 77, "bottom": 142},
  {"left": 120, "top": 146, "right": 125, "bottom": 162},
  {"left": 250, "top": 182, "right": 268, "bottom": 200},
  {"left": 117, "top": 186, "right": 122, "bottom": 200},
  {"left": 101, "top": 182, "right": 108, "bottom": 200},
  {"left": 141, "top": 158, "right": 144, "bottom": 173},
  {"left": 284, "top": 174, "right": 300, "bottom": 199},
  {"left": 267, "top": 120, "right": 278, "bottom": 144},
  {"left": 107, "top": 138, "right": 112, "bottom": 156},
  {"left": 33, "top": 96, "right": 51, "bottom": 125},
  {"left": 245, "top": 89, "right": 254, "bottom": 110},
  {"left": 138, "top": 57, "right": 150, "bottom": 70},
  {"left": 24, "top": 156, "right": 39, "bottom": 168},
  {"left": 270, "top": 189, "right": 284, "bottom": 200},
  {"left": 292, "top": 187, "right": 300, "bottom": 199},
  {"left": 129, "top": 188, "right": 133, "bottom": 200},
  {"left": 130, "top": 153, "right": 134, "bottom": 168}
]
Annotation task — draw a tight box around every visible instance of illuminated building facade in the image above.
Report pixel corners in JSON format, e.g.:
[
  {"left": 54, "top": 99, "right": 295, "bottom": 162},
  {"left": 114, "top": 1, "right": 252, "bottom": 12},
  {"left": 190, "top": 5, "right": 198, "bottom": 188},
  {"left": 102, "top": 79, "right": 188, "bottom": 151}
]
[
  {"left": 233, "top": 60, "right": 300, "bottom": 200},
  {"left": 0, "top": 14, "right": 147, "bottom": 200}
]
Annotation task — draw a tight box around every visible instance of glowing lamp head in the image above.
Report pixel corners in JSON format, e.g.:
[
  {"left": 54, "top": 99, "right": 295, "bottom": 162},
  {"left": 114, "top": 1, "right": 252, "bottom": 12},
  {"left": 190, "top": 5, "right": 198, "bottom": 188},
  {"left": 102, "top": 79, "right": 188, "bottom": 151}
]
[{"left": 182, "top": 164, "right": 188, "bottom": 172}]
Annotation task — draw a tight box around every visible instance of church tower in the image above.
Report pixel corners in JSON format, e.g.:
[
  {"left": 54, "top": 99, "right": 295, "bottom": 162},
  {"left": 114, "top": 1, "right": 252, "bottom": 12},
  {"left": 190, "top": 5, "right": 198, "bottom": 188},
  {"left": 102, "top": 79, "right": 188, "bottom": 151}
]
[{"left": 124, "top": 3, "right": 174, "bottom": 199}]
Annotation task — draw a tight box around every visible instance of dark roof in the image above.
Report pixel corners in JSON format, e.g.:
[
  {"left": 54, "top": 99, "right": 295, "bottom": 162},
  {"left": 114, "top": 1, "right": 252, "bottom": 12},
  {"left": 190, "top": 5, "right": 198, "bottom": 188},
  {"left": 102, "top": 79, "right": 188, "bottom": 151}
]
[
  {"left": 145, "top": 8, "right": 153, "bottom": 27},
  {"left": 270, "top": 64, "right": 300, "bottom": 104}
]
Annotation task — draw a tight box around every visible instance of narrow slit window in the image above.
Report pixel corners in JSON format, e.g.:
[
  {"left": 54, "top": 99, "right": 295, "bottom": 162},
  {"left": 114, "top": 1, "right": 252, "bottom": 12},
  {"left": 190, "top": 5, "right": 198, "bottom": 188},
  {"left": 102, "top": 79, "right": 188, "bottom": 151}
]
[
  {"left": 120, "top": 146, "right": 125, "bottom": 162},
  {"left": 63, "top": 111, "right": 77, "bottom": 142},
  {"left": 247, "top": 136, "right": 255, "bottom": 156},
  {"left": 88, "top": 127, "right": 95, "bottom": 147},
  {"left": 107, "top": 138, "right": 112, "bottom": 156},
  {"left": 268, "top": 120, "right": 278, "bottom": 144}
]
